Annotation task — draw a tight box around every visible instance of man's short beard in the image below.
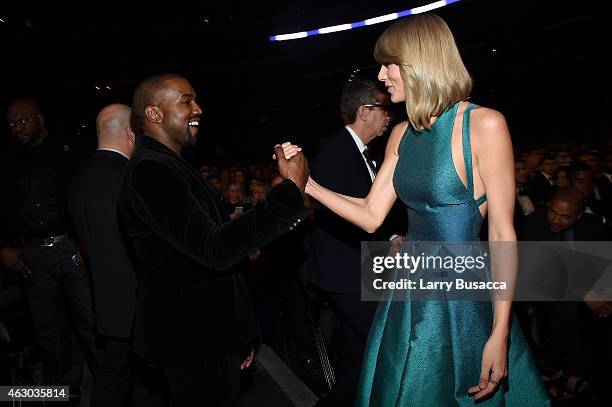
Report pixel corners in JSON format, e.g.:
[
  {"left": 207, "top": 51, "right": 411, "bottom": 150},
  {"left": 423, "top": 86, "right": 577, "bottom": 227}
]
[{"left": 184, "top": 135, "right": 198, "bottom": 147}]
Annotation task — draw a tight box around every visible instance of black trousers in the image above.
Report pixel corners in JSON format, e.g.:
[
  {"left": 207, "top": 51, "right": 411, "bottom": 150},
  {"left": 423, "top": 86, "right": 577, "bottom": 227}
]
[
  {"left": 91, "top": 337, "right": 133, "bottom": 407},
  {"left": 20, "top": 238, "right": 98, "bottom": 391},
  {"left": 318, "top": 292, "right": 377, "bottom": 407},
  {"left": 92, "top": 337, "right": 167, "bottom": 407},
  {"left": 164, "top": 352, "right": 241, "bottom": 407},
  {"left": 531, "top": 301, "right": 589, "bottom": 376}
]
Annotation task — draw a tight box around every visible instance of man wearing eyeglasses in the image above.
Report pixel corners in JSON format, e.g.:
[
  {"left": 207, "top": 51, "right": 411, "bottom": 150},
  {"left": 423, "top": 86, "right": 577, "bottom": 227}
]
[{"left": 307, "top": 79, "right": 404, "bottom": 406}]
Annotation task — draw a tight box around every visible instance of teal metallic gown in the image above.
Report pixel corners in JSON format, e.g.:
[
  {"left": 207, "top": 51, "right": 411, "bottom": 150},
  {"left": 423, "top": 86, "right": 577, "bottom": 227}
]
[{"left": 355, "top": 102, "right": 550, "bottom": 406}]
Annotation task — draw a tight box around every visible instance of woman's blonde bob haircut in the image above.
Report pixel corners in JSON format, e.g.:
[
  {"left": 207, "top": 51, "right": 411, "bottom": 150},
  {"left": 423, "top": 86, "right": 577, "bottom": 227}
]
[{"left": 374, "top": 13, "right": 472, "bottom": 131}]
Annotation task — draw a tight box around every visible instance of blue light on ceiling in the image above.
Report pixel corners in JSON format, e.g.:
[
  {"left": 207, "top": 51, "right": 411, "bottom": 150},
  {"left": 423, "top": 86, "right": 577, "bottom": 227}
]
[{"left": 270, "top": 0, "right": 462, "bottom": 42}]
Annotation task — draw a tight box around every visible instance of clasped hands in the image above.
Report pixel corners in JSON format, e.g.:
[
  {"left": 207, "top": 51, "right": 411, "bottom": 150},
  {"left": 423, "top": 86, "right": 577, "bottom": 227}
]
[{"left": 273, "top": 142, "right": 309, "bottom": 193}]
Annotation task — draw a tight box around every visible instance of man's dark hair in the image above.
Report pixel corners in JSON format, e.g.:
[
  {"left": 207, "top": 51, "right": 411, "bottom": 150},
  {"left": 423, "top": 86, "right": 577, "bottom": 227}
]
[
  {"left": 566, "top": 161, "right": 591, "bottom": 181},
  {"left": 539, "top": 153, "right": 556, "bottom": 166},
  {"left": 550, "top": 187, "right": 585, "bottom": 212},
  {"left": 340, "top": 79, "right": 383, "bottom": 125},
  {"left": 575, "top": 149, "right": 596, "bottom": 159},
  {"left": 131, "top": 73, "right": 185, "bottom": 135}
]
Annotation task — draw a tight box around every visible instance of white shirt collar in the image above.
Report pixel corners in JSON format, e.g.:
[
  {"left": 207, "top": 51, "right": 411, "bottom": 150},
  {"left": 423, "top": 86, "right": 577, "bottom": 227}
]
[
  {"left": 98, "top": 147, "right": 129, "bottom": 159},
  {"left": 345, "top": 125, "right": 366, "bottom": 154},
  {"left": 345, "top": 126, "right": 375, "bottom": 182}
]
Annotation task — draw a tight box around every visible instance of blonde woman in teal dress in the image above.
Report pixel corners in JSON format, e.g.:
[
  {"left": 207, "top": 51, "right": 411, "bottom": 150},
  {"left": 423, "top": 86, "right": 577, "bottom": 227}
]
[{"left": 303, "top": 13, "right": 550, "bottom": 407}]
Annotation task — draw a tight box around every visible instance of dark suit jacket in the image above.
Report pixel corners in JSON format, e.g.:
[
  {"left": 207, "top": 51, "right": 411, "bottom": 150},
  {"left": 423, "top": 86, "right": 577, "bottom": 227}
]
[
  {"left": 593, "top": 174, "right": 611, "bottom": 207},
  {"left": 526, "top": 172, "right": 555, "bottom": 207},
  {"left": 519, "top": 209, "right": 608, "bottom": 300},
  {"left": 520, "top": 209, "right": 607, "bottom": 241},
  {"left": 308, "top": 128, "right": 402, "bottom": 294},
  {"left": 119, "top": 136, "right": 308, "bottom": 364},
  {"left": 69, "top": 149, "right": 138, "bottom": 338}
]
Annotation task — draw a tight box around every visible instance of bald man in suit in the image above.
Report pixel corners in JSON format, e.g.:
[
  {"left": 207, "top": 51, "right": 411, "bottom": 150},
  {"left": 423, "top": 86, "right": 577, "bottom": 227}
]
[{"left": 69, "top": 104, "right": 142, "bottom": 406}]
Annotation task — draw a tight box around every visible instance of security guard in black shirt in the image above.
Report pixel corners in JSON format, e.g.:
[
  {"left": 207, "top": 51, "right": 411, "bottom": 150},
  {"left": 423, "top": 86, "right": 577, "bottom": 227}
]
[{"left": 0, "top": 98, "right": 97, "bottom": 395}]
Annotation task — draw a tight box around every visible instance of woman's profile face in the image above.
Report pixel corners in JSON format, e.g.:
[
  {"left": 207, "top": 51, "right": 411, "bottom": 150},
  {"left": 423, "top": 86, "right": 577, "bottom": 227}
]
[{"left": 378, "top": 63, "right": 405, "bottom": 103}]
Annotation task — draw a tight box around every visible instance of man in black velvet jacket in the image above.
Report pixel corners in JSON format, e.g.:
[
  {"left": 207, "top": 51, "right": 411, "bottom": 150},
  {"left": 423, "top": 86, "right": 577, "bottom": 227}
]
[{"left": 118, "top": 73, "right": 309, "bottom": 406}]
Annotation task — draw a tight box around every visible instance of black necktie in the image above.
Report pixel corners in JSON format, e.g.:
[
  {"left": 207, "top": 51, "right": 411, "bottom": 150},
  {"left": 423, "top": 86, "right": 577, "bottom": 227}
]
[{"left": 362, "top": 147, "right": 377, "bottom": 177}]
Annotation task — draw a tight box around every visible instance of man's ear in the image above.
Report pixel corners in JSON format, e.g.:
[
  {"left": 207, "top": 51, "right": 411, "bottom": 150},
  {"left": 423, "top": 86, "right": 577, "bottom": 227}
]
[
  {"left": 144, "top": 106, "right": 163, "bottom": 124},
  {"left": 126, "top": 126, "right": 136, "bottom": 145},
  {"left": 356, "top": 105, "right": 369, "bottom": 122}
]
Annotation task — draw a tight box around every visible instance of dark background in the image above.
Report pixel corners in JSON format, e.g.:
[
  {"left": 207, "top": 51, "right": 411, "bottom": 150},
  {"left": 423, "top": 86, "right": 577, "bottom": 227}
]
[{"left": 1, "top": 0, "right": 610, "bottom": 163}]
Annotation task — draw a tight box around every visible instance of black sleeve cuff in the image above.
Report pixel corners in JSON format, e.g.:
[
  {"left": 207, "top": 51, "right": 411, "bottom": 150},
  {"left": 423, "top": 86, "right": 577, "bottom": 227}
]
[{"left": 264, "top": 179, "right": 310, "bottom": 232}]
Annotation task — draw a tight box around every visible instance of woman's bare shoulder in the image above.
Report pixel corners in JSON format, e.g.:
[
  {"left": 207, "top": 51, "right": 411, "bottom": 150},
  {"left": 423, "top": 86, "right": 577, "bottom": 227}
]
[
  {"left": 470, "top": 106, "right": 508, "bottom": 132},
  {"left": 469, "top": 106, "right": 512, "bottom": 153},
  {"left": 388, "top": 121, "right": 410, "bottom": 155}
]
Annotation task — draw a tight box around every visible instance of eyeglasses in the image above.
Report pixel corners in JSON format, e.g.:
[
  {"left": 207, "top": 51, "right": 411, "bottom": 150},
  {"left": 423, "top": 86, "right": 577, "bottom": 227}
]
[{"left": 363, "top": 103, "right": 390, "bottom": 110}]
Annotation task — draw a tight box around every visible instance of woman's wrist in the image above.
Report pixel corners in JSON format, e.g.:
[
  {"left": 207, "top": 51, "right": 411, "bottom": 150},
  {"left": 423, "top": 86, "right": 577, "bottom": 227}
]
[
  {"left": 305, "top": 177, "right": 316, "bottom": 196},
  {"left": 490, "top": 324, "right": 510, "bottom": 340},
  {"left": 304, "top": 180, "right": 312, "bottom": 196}
]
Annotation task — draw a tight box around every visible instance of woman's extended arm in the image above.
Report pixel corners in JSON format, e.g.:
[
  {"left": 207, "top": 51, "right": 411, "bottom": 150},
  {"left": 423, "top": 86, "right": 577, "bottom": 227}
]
[{"left": 305, "top": 122, "right": 408, "bottom": 233}]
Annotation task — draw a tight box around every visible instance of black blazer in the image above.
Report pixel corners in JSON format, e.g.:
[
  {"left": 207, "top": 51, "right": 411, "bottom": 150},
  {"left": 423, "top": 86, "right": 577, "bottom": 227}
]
[
  {"left": 520, "top": 209, "right": 607, "bottom": 241},
  {"left": 593, "top": 175, "right": 611, "bottom": 207},
  {"left": 119, "top": 136, "right": 308, "bottom": 364},
  {"left": 69, "top": 149, "right": 138, "bottom": 338},
  {"left": 526, "top": 172, "right": 555, "bottom": 207},
  {"left": 518, "top": 209, "right": 608, "bottom": 300},
  {"left": 308, "top": 128, "right": 389, "bottom": 294}
]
